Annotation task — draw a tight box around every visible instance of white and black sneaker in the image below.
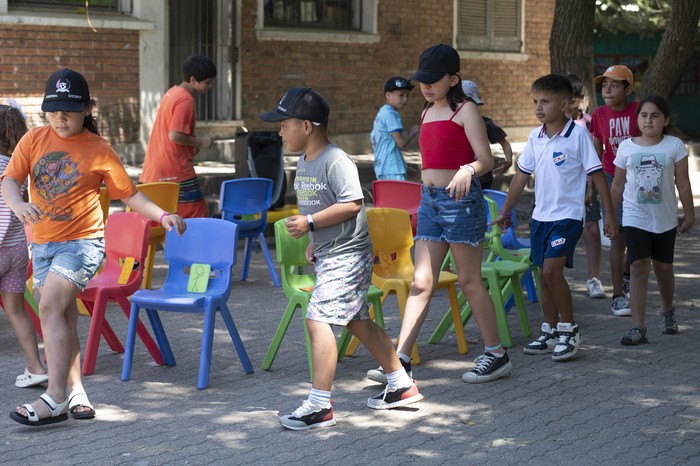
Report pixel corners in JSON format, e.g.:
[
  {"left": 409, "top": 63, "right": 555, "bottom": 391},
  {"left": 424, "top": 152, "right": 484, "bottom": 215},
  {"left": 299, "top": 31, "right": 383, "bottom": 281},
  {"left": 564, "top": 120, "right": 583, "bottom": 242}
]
[
  {"left": 523, "top": 322, "right": 558, "bottom": 354},
  {"left": 367, "top": 383, "right": 423, "bottom": 410},
  {"left": 611, "top": 295, "right": 632, "bottom": 316},
  {"left": 551, "top": 322, "right": 582, "bottom": 361},
  {"left": 461, "top": 352, "right": 512, "bottom": 383},
  {"left": 366, "top": 358, "right": 412, "bottom": 385},
  {"left": 279, "top": 399, "right": 336, "bottom": 431}
]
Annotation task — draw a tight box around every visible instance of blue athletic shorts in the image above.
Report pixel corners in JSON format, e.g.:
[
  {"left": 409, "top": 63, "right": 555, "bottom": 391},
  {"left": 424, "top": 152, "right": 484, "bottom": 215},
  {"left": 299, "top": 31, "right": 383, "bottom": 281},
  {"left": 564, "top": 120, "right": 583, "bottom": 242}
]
[
  {"left": 530, "top": 219, "right": 583, "bottom": 269},
  {"left": 415, "top": 181, "right": 486, "bottom": 246},
  {"left": 32, "top": 238, "right": 104, "bottom": 291}
]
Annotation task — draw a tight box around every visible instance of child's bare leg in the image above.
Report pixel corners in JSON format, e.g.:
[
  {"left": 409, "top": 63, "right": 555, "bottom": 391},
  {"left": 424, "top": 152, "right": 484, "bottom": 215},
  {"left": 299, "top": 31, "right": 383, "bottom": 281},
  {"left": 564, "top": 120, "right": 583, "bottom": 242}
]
[
  {"left": 540, "top": 256, "right": 573, "bottom": 323},
  {"left": 629, "top": 258, "right": 651, "bottom": 328},
  {"left": 347, "top": 319, "right": 402, "bottom": 373},
  {"left": 583, "top": 220, "right": 602, "bottom": 279},
  {"left": 652, "top": 260, "right": 674, "bottom": 313},
  {"left": 450, "top": 242, "right": 501, "bottom": 350},
  {"left": 610, "top": 235, "right": 626, "bottom": 295},
  {"left": 1, "top": 291, "right": 45, "bottom": 374},
  {"left": 395, "top": 240, "right": 448, "bottom": 356},
  {"left": 306, "top": 319, "right": 338, "bottom": 391}
]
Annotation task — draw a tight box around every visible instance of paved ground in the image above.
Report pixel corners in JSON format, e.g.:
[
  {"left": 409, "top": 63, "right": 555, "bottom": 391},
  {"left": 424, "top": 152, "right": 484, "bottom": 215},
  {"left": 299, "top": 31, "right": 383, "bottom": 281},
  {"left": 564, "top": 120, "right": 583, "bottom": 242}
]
[{"left": 1, "top": 162, "right": 699, "bottom": 465}]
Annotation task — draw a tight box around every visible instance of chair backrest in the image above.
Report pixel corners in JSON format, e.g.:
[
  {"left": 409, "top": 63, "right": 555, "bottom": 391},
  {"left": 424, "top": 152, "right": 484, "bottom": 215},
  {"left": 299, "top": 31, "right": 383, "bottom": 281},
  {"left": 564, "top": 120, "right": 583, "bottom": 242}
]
[
  {"left": 483, "top": 195, "right": 518, "bottom": 262},
  {"left": 372, "top": 180, "right": 422, "bottom": 213},
  {"left": 239, "top": 131, "right": 286, "bottom": 209},
  {"left": 482, "top": 189, "right": 519, "bottom": 249},
  {"left": 220, "top": 178, "right": 273, "bottom": 235},
  {"left": 102, "top": 212, "right": 151, "bottom": 288},
  {"left": 366, "top": 208, "right": 415, "bottom": 279},
  {"left": 273, "top": 219, "right": 315, "bottom": 297},
  {"left": 126, "top": 182, "right": 180, "bottom": 222},
  {"left": 161, "top": 218, "right": 238, "bottom": 296}
]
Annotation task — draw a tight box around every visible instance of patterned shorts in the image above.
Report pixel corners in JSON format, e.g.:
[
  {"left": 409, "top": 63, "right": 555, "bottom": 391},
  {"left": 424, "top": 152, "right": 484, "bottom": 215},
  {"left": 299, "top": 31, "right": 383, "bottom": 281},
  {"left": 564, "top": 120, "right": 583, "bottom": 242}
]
[
  {"left": 0, "top": 242, "right": 29, "bottom": 294},
  {"left": 306, "top": 251, "right": 373, "bottom": 326}
]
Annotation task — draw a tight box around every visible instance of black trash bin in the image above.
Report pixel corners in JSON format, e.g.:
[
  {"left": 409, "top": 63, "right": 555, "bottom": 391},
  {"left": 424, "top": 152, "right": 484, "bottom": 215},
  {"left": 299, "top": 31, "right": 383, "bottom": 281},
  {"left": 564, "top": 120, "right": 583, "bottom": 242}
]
[{"left": 234, "top": 131, "right": 287, "bottom": 209}]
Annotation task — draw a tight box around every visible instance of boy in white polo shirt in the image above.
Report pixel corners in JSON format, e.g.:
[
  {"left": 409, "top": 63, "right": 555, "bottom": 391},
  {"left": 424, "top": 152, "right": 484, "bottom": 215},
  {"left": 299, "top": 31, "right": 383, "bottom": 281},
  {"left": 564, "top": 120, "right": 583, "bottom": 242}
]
[{"left": 492, "top": 74, "right": 618, "bottom": 361}]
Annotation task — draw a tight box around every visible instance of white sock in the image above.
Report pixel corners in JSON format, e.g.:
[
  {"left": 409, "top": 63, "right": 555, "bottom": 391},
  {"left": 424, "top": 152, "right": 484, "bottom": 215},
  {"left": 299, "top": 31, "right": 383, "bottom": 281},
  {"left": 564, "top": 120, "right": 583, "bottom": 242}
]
[
  {"left": 397, "top": 352, "right": 411, "bottom": 364},
  {"left": 308, "top": 388, "right": 331, "bottom": 408},
  {"left": 386, "top": 369, "right": 413, "bottom": 390}
]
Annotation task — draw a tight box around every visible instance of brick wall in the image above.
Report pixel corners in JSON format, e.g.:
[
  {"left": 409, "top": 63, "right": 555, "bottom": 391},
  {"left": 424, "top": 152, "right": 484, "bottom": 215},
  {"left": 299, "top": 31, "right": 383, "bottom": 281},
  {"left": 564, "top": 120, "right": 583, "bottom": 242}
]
[
  {"left": 240, "top": 0, "right": 555, "bottom": 149},
  {"left": 0, "top": 25, "right": 140, "bottom": 144}
]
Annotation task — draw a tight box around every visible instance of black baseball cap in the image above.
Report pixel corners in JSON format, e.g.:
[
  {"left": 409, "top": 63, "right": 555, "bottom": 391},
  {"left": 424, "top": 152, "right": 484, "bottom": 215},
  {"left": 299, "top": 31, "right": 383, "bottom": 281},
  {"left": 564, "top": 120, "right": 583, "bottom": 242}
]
[
  {"left": 410, "top": 44, "right": 461, "bottom": 84},
  {"left": 259, "top": 87, "right": 330, "bottom": 125},
  {"left": 41, "top": 68, "right": 91, "bottom": 112},
  {"left": 384, "top": 76, "right": 415, "bottom": 93}
]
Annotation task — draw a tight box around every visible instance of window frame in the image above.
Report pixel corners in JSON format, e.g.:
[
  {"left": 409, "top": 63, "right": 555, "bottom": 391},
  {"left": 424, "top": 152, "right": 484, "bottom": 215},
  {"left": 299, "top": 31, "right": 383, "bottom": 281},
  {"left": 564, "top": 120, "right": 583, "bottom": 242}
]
[{"left": 455, "top": 0, "right": 523, "bottom": 53}]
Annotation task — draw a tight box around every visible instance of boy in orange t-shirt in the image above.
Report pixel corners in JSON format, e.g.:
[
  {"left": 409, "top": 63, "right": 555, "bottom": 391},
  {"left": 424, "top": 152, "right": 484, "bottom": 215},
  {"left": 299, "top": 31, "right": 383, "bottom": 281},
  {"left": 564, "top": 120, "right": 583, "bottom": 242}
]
[{"left": 140, "top": 54, "right": 216, "bottom": 218}]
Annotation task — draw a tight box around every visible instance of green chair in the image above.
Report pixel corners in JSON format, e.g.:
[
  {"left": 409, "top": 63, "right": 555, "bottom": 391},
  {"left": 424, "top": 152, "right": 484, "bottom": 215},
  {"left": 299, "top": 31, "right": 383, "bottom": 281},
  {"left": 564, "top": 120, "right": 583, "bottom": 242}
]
[
  {"left": 429, "top": 196, "right": 533, "bottom": 348},
  {"left": 261, "top": 219, "right": 385, "bottom": 380}
]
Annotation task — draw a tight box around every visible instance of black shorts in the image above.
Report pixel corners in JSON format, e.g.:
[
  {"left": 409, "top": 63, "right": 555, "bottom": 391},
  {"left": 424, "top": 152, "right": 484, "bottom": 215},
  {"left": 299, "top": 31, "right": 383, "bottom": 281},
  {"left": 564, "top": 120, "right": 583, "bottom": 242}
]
[{"left": 623, "top": 226, "right": 676, "bottom": 264}]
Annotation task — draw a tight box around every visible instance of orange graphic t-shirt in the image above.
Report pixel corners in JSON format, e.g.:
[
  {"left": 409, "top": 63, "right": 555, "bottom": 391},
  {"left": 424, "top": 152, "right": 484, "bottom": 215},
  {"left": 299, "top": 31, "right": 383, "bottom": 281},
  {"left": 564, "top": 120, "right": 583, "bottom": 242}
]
[
  {"left": 140, "top": 85, "right": 197, "bottom": 183},
  {"left": 3, "top": 126, "right": 137, "bottom": 244}
]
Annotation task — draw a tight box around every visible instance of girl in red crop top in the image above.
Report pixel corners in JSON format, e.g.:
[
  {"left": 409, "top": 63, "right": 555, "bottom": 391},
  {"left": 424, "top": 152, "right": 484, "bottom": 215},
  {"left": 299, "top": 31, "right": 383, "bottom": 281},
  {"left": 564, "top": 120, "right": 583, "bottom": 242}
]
[{"left": 364, "top": 44, "right": 510, "bottom": 386}]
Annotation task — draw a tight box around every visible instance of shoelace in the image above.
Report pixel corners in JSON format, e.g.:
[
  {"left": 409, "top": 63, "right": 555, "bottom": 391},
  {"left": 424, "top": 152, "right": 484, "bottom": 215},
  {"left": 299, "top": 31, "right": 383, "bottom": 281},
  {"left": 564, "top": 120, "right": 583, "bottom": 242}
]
[
  {"left": 472, "top": 354, "right": 496, "bottom": 373},
  {"left": 290, "top": 399, "right": 318, "bottom": 417}
]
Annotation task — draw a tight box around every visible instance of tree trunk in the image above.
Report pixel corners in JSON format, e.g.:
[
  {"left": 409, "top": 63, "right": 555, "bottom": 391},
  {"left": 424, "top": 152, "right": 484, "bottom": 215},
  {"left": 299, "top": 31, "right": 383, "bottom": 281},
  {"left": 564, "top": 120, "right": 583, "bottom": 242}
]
[
  {"left": 637, "top": 0, "right": 700, "bottom": 100},
  {"left": 549, "top": 0, "right": 597, "bottom": 110}
]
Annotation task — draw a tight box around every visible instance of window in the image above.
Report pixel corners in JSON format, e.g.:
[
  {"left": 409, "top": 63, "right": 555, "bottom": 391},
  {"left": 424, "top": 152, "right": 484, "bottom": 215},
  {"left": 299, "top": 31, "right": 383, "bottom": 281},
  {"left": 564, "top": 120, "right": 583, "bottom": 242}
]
[
  {"left": 9, "top": 0, "right": 130, "bottom": 13},
  {"left": 264, "top": 0, "right": 362, "bottom": 31},
  {"left": 457, "top": 0, "right": 522, "bottom": 52}
]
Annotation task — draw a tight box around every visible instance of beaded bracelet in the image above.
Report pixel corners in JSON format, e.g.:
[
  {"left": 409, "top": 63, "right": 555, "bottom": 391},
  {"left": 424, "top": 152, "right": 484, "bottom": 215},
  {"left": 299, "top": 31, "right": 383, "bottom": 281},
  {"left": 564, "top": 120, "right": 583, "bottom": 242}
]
[{"left": 159, "top": 211, "right": 171, "bottom": 224}]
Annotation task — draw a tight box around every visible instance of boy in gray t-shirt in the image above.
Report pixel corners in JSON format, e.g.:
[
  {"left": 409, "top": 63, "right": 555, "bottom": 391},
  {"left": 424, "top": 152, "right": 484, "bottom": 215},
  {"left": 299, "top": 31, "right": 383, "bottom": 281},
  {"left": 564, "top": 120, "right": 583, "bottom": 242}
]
[{"left": 260, "top": 87, "right": 422, "bottom": 431}]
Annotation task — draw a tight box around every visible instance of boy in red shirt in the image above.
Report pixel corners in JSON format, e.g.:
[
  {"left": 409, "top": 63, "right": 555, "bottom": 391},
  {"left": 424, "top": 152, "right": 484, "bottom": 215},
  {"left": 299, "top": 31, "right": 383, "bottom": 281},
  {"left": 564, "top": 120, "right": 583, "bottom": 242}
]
[{"left": 589, "top": 65, "right": 640, "bottom": 317}]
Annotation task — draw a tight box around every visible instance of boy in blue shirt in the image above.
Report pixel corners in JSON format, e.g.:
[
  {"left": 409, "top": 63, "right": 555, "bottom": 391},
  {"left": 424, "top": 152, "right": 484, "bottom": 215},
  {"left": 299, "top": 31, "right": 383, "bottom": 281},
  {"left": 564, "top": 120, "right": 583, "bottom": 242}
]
[{"left": 370, "top": 77, "right": 419, "bottom": 180}]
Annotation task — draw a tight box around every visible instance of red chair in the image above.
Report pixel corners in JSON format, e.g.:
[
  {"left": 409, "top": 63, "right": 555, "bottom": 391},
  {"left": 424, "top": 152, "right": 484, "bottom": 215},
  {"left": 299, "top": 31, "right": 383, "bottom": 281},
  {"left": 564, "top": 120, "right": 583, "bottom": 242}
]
[
  {"left": 78, "top": 212, "right": 165, "bottom": 375},
  {"left": 372, "top": 180, "right": 422, "bottom": 234}
]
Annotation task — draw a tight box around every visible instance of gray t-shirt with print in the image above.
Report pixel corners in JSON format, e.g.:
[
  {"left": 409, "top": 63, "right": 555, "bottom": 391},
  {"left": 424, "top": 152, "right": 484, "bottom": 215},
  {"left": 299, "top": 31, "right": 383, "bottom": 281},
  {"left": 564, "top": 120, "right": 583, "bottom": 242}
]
[{"left": 294, "top": 145, "right": 372, "bottom": 258}]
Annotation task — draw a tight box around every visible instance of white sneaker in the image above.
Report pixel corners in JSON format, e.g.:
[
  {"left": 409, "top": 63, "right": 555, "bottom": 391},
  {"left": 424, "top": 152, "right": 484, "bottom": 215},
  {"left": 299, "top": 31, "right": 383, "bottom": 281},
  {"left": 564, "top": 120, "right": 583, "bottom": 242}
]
[
  {"left": 552, "top": 322, "right": 582, "bottom": 361},
  {"left": 523, "top": 322, "right": 558, "bottom": 354},
  {"left": 586, "top": 277, "right": 606, "bottom": 299}
]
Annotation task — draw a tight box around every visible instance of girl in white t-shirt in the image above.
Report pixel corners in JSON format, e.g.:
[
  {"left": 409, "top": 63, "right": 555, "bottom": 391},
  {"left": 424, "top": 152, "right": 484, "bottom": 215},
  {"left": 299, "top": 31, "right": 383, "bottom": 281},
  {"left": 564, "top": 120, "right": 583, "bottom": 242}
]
[{"left": 611, "top": 95, "right": 694, "bottom": 345}]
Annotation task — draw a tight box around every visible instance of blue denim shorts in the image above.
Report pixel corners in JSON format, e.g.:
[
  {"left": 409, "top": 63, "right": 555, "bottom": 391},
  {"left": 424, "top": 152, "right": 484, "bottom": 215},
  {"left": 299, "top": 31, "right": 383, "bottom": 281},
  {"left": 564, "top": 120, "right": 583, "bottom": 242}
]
[
  {"left": 530, "top": 219, "right": 583, "bottom": 269},
  {"left": 415, "top": 182, "right": 486, "bottom": 246},
  {"left": 32, "top": 238, "right": 104, "bottom": 291}
]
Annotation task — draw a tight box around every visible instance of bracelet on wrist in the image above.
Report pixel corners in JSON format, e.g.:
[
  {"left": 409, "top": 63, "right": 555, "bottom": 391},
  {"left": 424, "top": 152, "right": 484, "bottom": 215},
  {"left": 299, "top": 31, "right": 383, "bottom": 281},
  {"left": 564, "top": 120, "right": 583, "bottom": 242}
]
[
  {"left": 459, "top": 164, "right": 476, "bottom": 176},
  {"left": 500, "top": 210, "right": 512, "bottom": 219},
  {"left": 159, "top": 211, "right": 171, "bottom": 224}
]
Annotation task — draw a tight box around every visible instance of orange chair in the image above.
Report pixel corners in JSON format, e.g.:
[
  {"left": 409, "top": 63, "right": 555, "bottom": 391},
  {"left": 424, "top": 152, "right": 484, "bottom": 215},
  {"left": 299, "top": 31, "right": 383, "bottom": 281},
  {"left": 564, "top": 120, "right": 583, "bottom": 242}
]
[
  {"left": 78, "top": 212, "right": 165, "bottom": 375},
  {"left": 366, "top": 208, "right": 467, "bottom": 364},
  {"left": 372, "top": 180, "right": 422, "bottom": 234},
  {"left": 126, "top": 182, "right": 180, "bottom": 289}
]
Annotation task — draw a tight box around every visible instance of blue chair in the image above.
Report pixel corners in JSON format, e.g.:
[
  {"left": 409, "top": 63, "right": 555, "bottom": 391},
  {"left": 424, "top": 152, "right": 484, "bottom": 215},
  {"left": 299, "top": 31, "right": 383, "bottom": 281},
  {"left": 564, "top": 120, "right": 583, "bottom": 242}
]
[
  {"left": 220, "top": 178, "right": 281, "bottom": 287},
  {"left": 121, "top": 218, "right": 254, "bottom": 390}
]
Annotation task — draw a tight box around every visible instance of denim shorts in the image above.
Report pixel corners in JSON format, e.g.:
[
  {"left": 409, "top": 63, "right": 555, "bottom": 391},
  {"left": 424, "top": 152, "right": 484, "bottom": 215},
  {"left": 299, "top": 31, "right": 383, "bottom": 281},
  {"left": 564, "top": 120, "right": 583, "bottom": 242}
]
[
  {"left": 415, "top": 181, "right": 486, "bottom": 246},
  {"left": 32, "top": 238, "right": 104, "bottom": 291},
  {"left": 307, "top": 251, "right": 372, "bottom": 326},
  {"left": 530, "top": 219, "right": 583, "bottom": 269}
]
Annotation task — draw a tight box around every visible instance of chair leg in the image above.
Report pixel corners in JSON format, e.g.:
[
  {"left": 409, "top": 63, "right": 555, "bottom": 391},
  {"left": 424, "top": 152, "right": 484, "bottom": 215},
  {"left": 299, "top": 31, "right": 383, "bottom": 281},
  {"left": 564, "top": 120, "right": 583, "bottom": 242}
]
[
  {"left": 82, "top": 297, "right": 117, "bottom": 376},
  {"left": 337, "top": 294, "right": 384, "bottom": 359},
  {"left": 142, "top": 242, "right": 156, "bottom": 289},
  {"left": 121, "top": 303, "right": 140, "bottom": 382},
  {"left": 240, "top": 237, "right": 254, "bottom": 281},
  {"left": 115, "top": 294, "right": 164, "bottom": 366},
  {"left": 145, "top": 309, "right": 176, "bottom": 366},
  {"left": 23, "top": 285, "right": 42, "bottom": 339},
  {"left": 447, "top": 286, "right": 468, "bottom": 354},
  {"left": 484, "top": 272, "right": 513, "bottom": 348},
  {"left": 261, "top": 300, "right": 303, "bottom": 370},
  {"left": 258, "top": 233, "right": 281, "bottom": 287},
  {"left": 509, "top": 273, "right": 532, "bottom": 338},
  {"left": 219, "top": 304, "right": 254, "bottom": 374},
  {"left": 197, "top": 307, "right": 217, "bottom": 389}
]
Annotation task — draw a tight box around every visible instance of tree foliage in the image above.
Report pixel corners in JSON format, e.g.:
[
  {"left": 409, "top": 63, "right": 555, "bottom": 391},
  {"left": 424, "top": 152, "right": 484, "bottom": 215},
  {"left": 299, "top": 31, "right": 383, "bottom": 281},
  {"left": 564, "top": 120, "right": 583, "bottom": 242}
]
[{"left": 595, "top": 0, "right": 675, "bottom": 37}]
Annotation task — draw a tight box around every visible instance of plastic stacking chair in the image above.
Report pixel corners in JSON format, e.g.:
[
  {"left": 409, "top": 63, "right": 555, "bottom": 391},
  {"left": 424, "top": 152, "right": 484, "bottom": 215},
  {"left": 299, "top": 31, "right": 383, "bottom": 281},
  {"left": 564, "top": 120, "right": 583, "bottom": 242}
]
[
  {"left": 367, "top": 208, "right": 467, "bottom": 364},
  {"left": 372, "top": 180, "right": 422, "bottom": 234},
  {"left": 261, "top": 219, "right": 385, "bottom": 380},
  {"left": 0, "top": 261, "right": 42, "bottom": 339},
  {"left": 483, "top": 188, "right": 538, "bottom": 304},
  {"left": 220, "top": 178, "right": 281, "bottom": 287},
  {"left": 126, "top": 182, "right": 179, "bottom": 289},
  {"left": 121, "top": 218, "right": 253, "bottom": 390},
  {"left": 78, "top": 212, "right": 164, "bottom": 376}
]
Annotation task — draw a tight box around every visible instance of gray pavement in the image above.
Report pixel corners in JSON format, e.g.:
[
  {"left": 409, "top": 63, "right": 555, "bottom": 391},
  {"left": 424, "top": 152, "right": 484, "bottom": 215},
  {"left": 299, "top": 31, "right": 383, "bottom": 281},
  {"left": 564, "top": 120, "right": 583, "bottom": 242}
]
[{"left": 1, "top": 170, "right": 699, "bottom": 465}]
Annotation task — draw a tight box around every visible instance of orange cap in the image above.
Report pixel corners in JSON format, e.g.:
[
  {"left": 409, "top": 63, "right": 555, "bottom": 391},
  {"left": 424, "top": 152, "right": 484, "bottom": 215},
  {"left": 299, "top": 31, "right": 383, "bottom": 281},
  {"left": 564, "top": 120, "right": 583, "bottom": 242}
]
[{"left": 594, "top": 65, "right": 633, "bottom": 85}]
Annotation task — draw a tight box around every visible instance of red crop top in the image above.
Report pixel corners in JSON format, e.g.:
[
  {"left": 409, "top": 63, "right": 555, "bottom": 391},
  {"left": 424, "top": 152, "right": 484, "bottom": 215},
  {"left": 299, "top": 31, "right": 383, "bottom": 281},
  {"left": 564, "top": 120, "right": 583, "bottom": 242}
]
[{"left": 419, "top": 101, "right": 475, "bottom": 170}]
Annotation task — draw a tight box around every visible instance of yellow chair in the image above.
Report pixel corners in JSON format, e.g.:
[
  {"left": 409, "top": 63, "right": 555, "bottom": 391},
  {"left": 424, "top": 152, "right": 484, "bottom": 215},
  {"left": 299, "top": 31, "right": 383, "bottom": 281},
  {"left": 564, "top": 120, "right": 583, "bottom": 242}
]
[
  {"left": 126, "top": 182, "right": 180, "bottom": 289},
  {"left": 99, "top": 186, "right": 111, "bottom": 221},
  {"left": 366, "top": 208, "right": 468, "bottom": 364}
]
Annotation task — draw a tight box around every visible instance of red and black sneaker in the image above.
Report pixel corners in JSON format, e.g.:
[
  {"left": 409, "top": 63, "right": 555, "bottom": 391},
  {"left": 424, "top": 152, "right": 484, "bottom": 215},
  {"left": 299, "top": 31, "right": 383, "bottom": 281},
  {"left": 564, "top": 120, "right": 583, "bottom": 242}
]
[
  {"left": 279, "top": 399, "right": 336, "bottom": 431},
  {"left": 367, "top": 383, "right": 423, "bottom": 410}
]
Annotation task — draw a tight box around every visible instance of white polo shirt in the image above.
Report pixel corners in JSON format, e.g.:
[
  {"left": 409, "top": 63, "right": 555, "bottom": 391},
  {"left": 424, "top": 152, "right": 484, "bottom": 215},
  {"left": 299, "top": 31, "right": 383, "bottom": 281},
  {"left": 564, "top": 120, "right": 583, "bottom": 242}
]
[{"left": 517, "top": 119, "right": 602, "bottom": 222}]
